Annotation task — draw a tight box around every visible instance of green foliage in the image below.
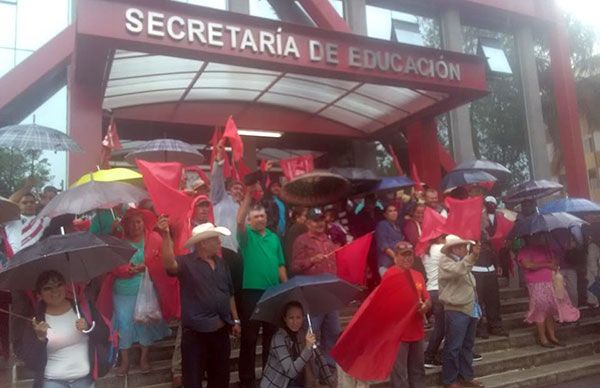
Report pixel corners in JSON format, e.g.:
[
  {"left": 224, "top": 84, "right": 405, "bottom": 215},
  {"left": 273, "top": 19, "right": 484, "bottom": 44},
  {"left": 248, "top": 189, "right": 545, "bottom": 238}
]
[{"left": 0, "top": 148, "right": 52, "bottom": 197}]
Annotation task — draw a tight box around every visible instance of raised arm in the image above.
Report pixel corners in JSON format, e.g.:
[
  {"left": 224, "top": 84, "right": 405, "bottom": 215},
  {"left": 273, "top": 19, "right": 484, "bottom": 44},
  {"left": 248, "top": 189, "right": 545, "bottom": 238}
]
[
  {"left": 156, "top": 215, "right": 178, "bottom": 274},
  {"left": 210, "top": 140, "right": 227, "bottom": 204},
  {"left": 237, "top": 183, "right": 255, "bottom": 231},
  {"left": 9, "top": 176, "right": 37, "bottom": 203},
  {"left": 439, "top": 245, "right": 479, "bottom": 280}
]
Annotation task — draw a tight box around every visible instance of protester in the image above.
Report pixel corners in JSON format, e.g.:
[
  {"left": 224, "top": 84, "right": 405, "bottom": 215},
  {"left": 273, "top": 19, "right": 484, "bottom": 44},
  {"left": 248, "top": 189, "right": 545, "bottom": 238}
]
[
  {"left": 403, "top": 202, "right": 426, "bottom": 278},
  {"left": 159, "top": 219, "right": 241, "bottom": 388},
  {"left": 284, "top": 206, "right": 308, "bottom": 273},
  {"left": 389, "top": 242, "right": 431, "bottom": 388},
  {"left": 268, "top": 181, "right": 287, "bottom": 237},
  {"left": 585, "top": 225, "right": 600, "bottom": 307},
  {"left": 424, "top": 188, "right": 447, "bottom": 217},
  {"left": 6, "top": 179, "right": 49, "bottom": 253},
  {"left": 18, "top": 270, "right": 109, "bottom": 388},
  {"left": 351, "top": 194, "right": 383, "bottom": 289},
  {"left": 97, "top": 209, "right": 172, "bottom": 376},
  {"left": 291, "top": 208, "right": 339, "bottom": 373},
  {"left": 237, "top": 182, "right": 288, "bottom": 388},
  {"left": 260, "top": 301, "right": 335, "bottom": 388},
  {"left": 439, "top": 235, "right": 483, "bottom": 388},
  {"left": 423, "top": 235, "right": 446, "bottom": 368},
  {"left": 474, "top": 197, "right": 507, "bottom": 338},
  {"left": 39, "top": 185, "right": 59, "bottom": 209},
  {"left": 211, "top": 141, "right": 244, "bottom": 302},
  {"left": 552, "top": 230, "right": 582, "bottom": 307},
  {"left": 517, "top": 232, "right": 580, "bottom": 347},
  {"left": 375, "top": 203, "right": 404, "bottom": 276},
  {"left": 324, "top": 206, "right": 351, "bottom": 247}
]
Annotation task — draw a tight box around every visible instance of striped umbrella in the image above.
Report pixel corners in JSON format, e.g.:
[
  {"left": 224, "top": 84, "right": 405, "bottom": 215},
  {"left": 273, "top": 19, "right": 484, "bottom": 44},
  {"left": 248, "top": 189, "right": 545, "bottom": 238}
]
[
  {"left": 125, "top": 138, "right": 204, "bottom": 166},
  {"left": 0, "top": 123, "right": 82, "bottom": 152},
  {"left": 453, "top": 159, "right": 511, "bottom": 180},
  {"left": 504, "top": 179, "right": 563, "bottom": 204}
]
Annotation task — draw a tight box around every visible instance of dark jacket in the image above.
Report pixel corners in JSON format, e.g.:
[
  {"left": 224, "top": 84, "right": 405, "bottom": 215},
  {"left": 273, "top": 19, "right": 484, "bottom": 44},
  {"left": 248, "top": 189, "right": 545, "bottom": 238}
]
[{"left": 18, "top": 300, "right": 110, "bottom": 388}]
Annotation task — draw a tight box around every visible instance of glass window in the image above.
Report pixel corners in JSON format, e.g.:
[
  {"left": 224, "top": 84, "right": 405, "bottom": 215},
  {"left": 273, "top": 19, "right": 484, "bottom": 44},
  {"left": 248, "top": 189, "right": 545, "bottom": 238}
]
[
  {"left": 15, "top": 0, "right": 70, "bottom": 51},
  {"left": 478, "top": 38, "right": 513, "bottom": 74},
  {"left": 0, "top": 3, "right": 16, "bottom": 48},
  {"left": 250, "top": 0, "right": 279, "bottom": 20},
  {"left": 172, "top": 0, "right": 227, "bottom": 10},
  {"left": 366, "top": 5, "right": 439, "bottom": 48},
  {"left": 391, "top": 13, "right": 424, "bottom": 46},
  {"left": 0, "top": 47, "right": 15, "bottom": 77},
  {"left": 329, "top": 0, "right": 344, "bottom": 18}
]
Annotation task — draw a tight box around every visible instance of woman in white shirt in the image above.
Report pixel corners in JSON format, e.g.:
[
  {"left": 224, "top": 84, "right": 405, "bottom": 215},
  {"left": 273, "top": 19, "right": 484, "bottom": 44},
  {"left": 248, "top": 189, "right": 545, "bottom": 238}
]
[{"left": 19, "top": 270, "right": 109, "bottom": 388}]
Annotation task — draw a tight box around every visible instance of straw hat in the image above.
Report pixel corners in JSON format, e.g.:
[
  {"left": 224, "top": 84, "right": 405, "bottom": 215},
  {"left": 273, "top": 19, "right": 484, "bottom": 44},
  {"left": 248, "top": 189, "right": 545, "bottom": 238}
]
[
  {"left": 183, "top": 223, "right": 231, "bottom": 249},
  {"left": 441, "top": 234, "right": 475, "bottom": 255}
]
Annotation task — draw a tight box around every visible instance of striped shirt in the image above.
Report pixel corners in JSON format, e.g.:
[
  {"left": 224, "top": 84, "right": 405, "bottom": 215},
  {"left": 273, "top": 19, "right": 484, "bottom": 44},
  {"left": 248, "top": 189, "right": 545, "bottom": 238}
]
[{"left": 5, "top": 215, "right": 49, "bottom": 253}]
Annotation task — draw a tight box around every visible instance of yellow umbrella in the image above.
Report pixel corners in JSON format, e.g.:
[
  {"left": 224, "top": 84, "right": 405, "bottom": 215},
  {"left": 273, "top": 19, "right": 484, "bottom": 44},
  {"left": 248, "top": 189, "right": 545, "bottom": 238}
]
[{"left": 71, "top": 168, "right": 143, "bottom": 188}]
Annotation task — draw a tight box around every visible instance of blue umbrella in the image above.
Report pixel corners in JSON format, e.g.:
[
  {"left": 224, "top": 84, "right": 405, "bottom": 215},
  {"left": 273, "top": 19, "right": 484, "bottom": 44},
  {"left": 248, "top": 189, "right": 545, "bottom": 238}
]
[
  {"left": 251, "top": 274, "right": 360, "bottom": 325},
  {"left": 372, "top": 176, "right": 414, "bottom": 192},
  {"left": 441, "top": 170, "right": 497, "bottom": 192},
  {"left": 512, "top": 212, "right": 587, "bottom": 238},
  {"left": 539, "top": 197, "right": 600, "bottom": 215}
]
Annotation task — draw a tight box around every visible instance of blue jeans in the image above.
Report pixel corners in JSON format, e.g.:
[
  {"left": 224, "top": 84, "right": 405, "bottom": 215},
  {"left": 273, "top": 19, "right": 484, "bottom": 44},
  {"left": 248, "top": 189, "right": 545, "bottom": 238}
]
[
  {"left": 442, "top": 310, "right": 477, "bottom": 385},
  {"left": 310, "top": 310, "right": 340, "bottom": 368},
  {"left": 43, "top": 375, "right": 94, "bottom": 388}
]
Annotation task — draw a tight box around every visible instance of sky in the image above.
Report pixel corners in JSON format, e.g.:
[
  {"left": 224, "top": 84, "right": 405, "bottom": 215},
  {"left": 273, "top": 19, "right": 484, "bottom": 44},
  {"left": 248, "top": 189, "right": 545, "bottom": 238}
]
[{"left": 556, "top": 0, "right": 600, "bottom": 44}]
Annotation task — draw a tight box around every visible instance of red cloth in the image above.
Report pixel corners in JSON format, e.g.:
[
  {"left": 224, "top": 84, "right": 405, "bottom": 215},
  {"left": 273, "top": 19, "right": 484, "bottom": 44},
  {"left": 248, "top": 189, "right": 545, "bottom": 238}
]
[
  {"left": 136, "top": 160, "right": 193, "bottom": 254},
  {"left": 99, "top": 118, "right": 122, "bottom": 169},
  {"left": 209, "top": 126, "right": 222, "bottom": 168},
  {"left": 441, "top": 196, "right": 484, "bottom": 241},
  {"left": 335, "top": 232, "right": 373, "bottom": 285},
  {"left": 234, "top": 160, "right": 252, "bottom": 181},
  {"left": 491, "top": 212, "right": 514, "bottom": 253},
  {"left": 402, "top": 219, "right": 421, "bottom": 246},
  {"left": 96, "top": 230, "right": 180, "bottom": 321},
  {"left": 410, "top": 162, "right": 424, "bottom": 192},
  {"left": 415, "top": 208, "right": 446, "bottom": 256},
  {"left": 331, "top": 267, "right": 429, "bottom": 381},
  {"left": 279, "top": 155, "right": 315, "bottom": 181},
  {"left": 223, "top": 116, "right": 244, "bottom": 162}
]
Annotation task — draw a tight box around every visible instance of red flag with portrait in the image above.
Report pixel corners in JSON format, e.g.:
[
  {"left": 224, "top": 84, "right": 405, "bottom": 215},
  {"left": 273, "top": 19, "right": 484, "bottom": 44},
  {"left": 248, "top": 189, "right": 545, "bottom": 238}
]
[
  {"left": 280, "top": 155, "right": 315, "bottom": 181},
  {"left": 441, "top": 196, "right": 483, "bottom": 240}
]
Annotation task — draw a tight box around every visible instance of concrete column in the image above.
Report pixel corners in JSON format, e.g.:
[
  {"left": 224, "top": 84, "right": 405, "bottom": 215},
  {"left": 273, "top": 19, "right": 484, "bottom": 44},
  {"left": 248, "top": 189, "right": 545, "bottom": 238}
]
[
  {"left": 440, "top": 8, "right": 475, "bottom": 162},
  {"left": 343, "top": 0, "right": 367, "bottom": 35},
  {"left": 228, "top": 0, "right": 249, "bottom": 14},
  {"left": 515, "top": 25, "right": 551, "bottom": 180}
]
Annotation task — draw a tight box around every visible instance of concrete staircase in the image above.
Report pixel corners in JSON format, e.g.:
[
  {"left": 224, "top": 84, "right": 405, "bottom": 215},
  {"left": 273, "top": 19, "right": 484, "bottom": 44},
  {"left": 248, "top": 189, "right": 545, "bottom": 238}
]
[{"left": 9, "top": 287, "right": 600, "bottom": 388}]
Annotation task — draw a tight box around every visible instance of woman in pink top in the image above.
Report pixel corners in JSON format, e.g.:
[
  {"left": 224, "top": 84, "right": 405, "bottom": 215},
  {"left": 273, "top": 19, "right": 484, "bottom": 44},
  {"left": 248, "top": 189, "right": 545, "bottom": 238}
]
[{"left": 517, "top": 232, "right": 580, "bottom": 348}]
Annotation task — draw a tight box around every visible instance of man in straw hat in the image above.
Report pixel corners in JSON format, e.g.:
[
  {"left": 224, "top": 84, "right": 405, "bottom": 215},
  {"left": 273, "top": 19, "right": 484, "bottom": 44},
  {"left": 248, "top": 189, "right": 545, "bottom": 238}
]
[
  {"left": 158, "top": 218, "right": 241, "bottom": 388},
  {"left": 439, "top": 235, "right": 484, "bottom": 388}
]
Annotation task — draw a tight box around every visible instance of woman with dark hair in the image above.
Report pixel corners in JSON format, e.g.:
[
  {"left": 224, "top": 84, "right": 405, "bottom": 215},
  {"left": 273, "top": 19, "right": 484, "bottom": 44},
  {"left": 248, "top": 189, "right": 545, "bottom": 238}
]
[
  {"left": 97, "top": 208, "right": 175, "bottom": 376},
  {"left": 517, "top": 232, "right": 580, "bottom": 347},
  {"left": 284, "top": 207, "right": 308, "bottom": 273},
  {"left": 19, "top": 270, "right": 109, "bottom": 388},
  {"left": 375, "top": 203, "right": 404, "bottom": 277},
  {"left": 260, "top": 302, "right": 335, "bottom": 388}
]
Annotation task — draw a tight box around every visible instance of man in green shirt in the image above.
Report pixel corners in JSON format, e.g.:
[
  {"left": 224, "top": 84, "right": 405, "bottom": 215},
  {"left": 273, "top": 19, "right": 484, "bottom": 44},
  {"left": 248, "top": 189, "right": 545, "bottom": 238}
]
[{"left": 237, "top": 182, "right": 288, "bottom": 388}]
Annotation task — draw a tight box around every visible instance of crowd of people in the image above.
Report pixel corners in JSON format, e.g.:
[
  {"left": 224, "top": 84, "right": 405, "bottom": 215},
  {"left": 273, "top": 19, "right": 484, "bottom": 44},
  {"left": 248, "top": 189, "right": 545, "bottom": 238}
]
[{"left": 0, "top": 144, "right": 599, "bottom": 388}]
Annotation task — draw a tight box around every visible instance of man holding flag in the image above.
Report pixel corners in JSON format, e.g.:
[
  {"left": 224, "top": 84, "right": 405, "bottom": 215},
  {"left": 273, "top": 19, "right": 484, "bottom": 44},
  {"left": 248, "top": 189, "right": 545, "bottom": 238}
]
[{"left": 291, "top": 208, "right": 340, "bottom": 374}]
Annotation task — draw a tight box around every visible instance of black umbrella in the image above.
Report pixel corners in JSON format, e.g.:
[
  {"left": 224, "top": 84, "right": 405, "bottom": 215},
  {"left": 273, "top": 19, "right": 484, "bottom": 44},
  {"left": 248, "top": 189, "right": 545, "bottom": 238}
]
[
  {"left": 453, "top": 159, "right": 511, "bottom": 180},
  {"left": 0, "top": 231, "right": 135, "bottom": 290},
  {"left": 511, "top": 212, "right": 587, "bottom": 238},
  {"left": 329, "top": 167, "right": 381, "bottom": 196},
  {"left": 280, "top": 171, "right": 351, "bottom": 207},
  {"left": 441, "top": 170, "right": 497, "bottom": 192},
  {"left": 504, "top": 179, "right": 563, "bottom": 204},
  {"left": 251, "top": 274, "right": 360, "bottom": 325},
  {"left": 125, "top": 138, "right": 204, "bottom": 166}
]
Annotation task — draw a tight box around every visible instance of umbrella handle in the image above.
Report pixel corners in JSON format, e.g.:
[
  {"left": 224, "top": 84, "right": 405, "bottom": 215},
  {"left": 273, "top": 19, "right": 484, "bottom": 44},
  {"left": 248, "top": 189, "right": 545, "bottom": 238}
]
[
  {"left": 306, "top": 314, "right": 317, "bottom": 350},
  {"left": 82, "top": 321, "right": 96, "bottom": 334}
]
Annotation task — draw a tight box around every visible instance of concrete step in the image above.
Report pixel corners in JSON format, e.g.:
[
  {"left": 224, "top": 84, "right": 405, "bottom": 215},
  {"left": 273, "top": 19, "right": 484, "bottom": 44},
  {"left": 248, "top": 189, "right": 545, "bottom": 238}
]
[{"left": 476, "top": 353, "right": 600, "bottom": 388}]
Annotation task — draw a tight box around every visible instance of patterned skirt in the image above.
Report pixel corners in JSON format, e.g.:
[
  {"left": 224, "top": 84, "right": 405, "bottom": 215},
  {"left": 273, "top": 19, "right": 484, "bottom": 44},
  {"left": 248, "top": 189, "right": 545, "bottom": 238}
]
[{"left": 525, "top": 282, "right": 580, "bottom": 324}]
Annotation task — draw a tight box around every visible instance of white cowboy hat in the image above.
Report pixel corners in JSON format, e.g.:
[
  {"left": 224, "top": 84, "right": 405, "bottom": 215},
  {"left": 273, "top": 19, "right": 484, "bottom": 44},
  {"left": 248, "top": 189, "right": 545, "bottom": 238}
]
[
  {"left": 441, "top": 234, "right": 475, "bottom": 255},
  {"left": 183, "top": 223, "right": 231, "bottom": 249}
]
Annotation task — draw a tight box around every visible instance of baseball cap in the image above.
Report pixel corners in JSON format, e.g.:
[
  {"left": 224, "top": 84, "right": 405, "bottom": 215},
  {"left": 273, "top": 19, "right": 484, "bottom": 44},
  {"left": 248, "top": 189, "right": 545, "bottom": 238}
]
[
  {"left": 395, "top": 241, "right": 413, "bottom": 253},
  {"left": 307, "top": 208, "right": 325, "bottom": 220},
  {"left": 484, "top": 196, "right": 498, "bottom": 205}
]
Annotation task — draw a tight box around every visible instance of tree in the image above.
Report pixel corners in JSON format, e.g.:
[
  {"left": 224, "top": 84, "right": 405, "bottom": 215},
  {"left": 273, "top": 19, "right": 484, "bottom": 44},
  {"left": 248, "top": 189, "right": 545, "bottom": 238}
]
[{"left": 0, "top": 149, "right": 52, "bottom": 197}]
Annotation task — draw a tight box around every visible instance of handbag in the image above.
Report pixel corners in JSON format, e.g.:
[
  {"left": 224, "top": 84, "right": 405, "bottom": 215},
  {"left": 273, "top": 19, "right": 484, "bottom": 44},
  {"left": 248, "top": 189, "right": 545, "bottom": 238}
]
[
  {"left": 552, "top": 270, "right": 567, "bottom": 299},
  {"left": 134, "top": 269, "right": 163, "bottom": 323}
]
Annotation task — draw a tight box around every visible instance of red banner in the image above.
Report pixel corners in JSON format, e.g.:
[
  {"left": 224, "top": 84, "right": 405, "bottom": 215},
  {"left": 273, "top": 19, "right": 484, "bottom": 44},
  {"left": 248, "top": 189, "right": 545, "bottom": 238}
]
[
  {"left": 441, "top": 196, "right": 483, "bottom": 241},
  {"left": 280, "top": 154, "right": 314, "bottom": 181}
]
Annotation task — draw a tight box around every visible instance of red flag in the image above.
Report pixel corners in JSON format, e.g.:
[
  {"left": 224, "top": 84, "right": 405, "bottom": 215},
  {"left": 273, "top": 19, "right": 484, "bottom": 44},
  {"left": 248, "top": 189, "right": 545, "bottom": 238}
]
[
  {"left": 260, "top": 160, "right": 271, "bottom": 188},
  {"left": 410, "top": 162, "right": 424, "bottom": 192},
  {"left": 235, "top": 160, "right": 252, "bottom": 181},
  {"left": 331, "top": 267, "right": 427, "bottom": 381},
  {"left": 441, "top": 196, "right": 484, "bottom": 240},
  {"left": 209, "top": 127, "right": 222, "bottom": 169},
  {"left": 279, "top": 155, "right": 314, "bottom": 181},
  {"left": 387, "top": 145, "right": 404, "bottom": 175},
  {"left": 491, "top": 212, "right": 514, "bottom": 252},
  {"left": 222, "top": 116, "right": 244, "bottom": 162},
  {"left": 102, "top": 118, "right": 122, "bottom": 150},
  {"left": 136, "top": 160, "right": 193, "bottom": 253},
  {"left": 335, "top": 232, "right": 373, "bottom": 285},
  {"left": 415, "top": 208, "right": 446, "bottom": 256}
]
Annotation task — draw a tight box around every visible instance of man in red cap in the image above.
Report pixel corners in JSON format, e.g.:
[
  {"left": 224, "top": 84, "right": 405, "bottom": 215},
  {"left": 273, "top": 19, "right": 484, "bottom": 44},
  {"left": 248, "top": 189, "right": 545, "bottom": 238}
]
[{"left": 390, "top": 241, "right": 431, "bottom": 388}]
